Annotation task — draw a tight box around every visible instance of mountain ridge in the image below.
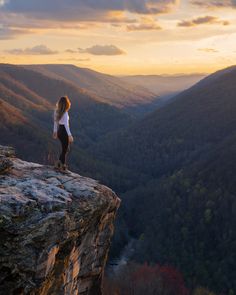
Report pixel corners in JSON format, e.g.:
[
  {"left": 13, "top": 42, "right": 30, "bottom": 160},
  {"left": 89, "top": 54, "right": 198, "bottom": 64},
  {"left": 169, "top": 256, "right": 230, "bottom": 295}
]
[{"left": 23, "top": 63, "right": 158, "bottom": 110}]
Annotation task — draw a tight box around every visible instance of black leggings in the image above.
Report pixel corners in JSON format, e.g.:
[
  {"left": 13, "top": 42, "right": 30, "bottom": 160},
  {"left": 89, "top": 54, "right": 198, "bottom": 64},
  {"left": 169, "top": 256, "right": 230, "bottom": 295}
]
[{"left": 57, "top": 125, "right": 69, "bottom": 164}]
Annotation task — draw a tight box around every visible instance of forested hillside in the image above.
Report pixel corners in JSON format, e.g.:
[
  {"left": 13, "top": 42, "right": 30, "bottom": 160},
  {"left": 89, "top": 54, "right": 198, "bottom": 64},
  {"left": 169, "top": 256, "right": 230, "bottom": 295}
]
[{"left": 94, "top": 65, "right": 236, "bottom": 294}]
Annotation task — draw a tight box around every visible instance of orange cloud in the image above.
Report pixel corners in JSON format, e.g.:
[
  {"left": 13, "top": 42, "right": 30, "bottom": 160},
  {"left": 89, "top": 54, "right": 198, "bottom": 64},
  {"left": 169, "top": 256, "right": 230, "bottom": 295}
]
[
  {"left": 0, "top": 24, "right": 33, "bottom": 39},
  {"left": 191, "top": 0, "right": 233, "bottom": 9},
  {"left": 78, "top": 45, "right": 126, "bottom": 56},
  {"left": 178, "top": 15, "right": 230, "bottom": 27},
  {"left": 58, "top": 58, "right": 90, "bottom": 62},
  {"left": 198, "top": 48, "right": 219, "bottom": 53},
  {"left": 126, "top": 22, "right": 162, "bottom": 31},
  {"left": 6, "top": 45, "right": 58, "bottom": 55}
]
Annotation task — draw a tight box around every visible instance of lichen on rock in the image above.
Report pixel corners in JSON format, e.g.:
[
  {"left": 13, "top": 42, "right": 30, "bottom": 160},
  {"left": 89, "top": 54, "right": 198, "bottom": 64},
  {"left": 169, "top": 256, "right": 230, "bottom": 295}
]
[{"left": 0, "top": 146, "right": 120, "bottom": 295}]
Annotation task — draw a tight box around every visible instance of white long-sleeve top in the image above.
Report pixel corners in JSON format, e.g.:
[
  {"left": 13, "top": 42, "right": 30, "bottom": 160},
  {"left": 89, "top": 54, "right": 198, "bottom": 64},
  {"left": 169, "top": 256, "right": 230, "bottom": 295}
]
[{"left": 53, "top": 110, "right": 72, "bottom": 136}]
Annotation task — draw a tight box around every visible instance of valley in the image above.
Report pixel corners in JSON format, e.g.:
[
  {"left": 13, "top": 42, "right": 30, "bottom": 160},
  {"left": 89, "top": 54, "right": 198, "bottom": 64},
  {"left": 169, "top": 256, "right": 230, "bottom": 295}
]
[{"left": 0, "top": 63, "right": 235, "bottom": 294}]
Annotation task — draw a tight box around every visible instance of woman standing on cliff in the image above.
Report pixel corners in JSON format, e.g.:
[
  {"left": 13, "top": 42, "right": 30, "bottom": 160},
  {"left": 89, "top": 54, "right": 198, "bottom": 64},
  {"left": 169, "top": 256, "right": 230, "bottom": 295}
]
[{"left": 52, "top": 96, "right": 74, "bottom": 171}]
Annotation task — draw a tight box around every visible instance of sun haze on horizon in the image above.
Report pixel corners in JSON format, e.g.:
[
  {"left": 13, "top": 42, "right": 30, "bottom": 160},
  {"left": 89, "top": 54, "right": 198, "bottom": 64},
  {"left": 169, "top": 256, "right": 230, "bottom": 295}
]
[{"left": 0, "top": 0, "right": 236, "bottom": 76}]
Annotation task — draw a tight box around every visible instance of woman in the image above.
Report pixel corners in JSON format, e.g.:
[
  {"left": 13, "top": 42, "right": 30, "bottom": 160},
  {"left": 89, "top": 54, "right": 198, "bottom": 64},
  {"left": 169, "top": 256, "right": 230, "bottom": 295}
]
[{"left": 53, "top": 96, "right": 74, "bottom": 171}]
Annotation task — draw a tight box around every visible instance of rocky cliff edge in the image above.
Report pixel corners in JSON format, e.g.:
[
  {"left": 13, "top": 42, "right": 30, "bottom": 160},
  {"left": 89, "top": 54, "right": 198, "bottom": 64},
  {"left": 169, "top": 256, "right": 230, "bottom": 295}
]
[{"left": 0, "top": 145, "right": 120, "bottom": 295}]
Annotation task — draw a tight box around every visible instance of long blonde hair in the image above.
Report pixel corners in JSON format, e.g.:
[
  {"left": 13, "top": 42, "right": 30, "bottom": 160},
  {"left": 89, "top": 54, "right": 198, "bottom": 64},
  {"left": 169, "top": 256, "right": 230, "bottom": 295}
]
[{"left": 55, "top": 96, "right": 71, "bottom": 121}]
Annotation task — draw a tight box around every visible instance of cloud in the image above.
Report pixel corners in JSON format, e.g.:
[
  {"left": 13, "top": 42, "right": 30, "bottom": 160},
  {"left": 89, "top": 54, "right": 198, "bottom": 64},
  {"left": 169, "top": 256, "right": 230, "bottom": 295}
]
[
  {"left": 6, "top": 45, "right": 58, "bottom": 55},
  {"left": 123, "top": 0, "right": 179, "bottom": 14},
  {"left": 0, "top": 1, "right": 180, "bottom": 39},
  {"left": 73, "top": 58, "right": 90, "bottom": 61},
  {"left": 126, "top": 22, "right": 162, "bottom": 31},
  {"left": 78, "top": 45, "right": 126, "bottom": 55},
  {"left": 0, "top": 12, "right": 102, "bottom": 30},
  {"left": 58, "top": 58, "right": 90, "bottom": 62},
  {"left": 124, "top": 15, "right": 162, "bottom": 31},
  {"left": 66, "top": 46, "right": 126, "bottom": 55},
  {"left": 178, "top": 16, "right": 230, "bottom": 27},
  {"left": 198, "top": 48, "right": 219, "bottom": 53},
  {"left": 1, "top": 0, "right": 179, "bottom": 20},
  {"left": 0, "top": 0, "right": 7, "bottom": 7},
  {"left": 0, "top": 24, "right": 31, "bottom": 39},
  {"left": 191, "top": 0, "right": 235, "bottom": 9},
  {"left": 65, "top": 49, "right": 78, "bottom": 54},
  {"left": 0, "top": 1, "right": 178, "bottom": 39}
]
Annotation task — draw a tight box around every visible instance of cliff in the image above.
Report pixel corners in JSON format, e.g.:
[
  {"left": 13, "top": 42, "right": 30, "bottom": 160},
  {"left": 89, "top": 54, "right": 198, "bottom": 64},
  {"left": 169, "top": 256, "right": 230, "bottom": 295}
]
[{"left": 0, "top": 145, "right": 120, "bottom": 295}]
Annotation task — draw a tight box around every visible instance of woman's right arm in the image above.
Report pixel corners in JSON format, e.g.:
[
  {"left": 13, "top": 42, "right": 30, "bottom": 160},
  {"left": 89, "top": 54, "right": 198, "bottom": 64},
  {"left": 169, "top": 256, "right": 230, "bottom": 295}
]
[{"left": 53, "top": 110, "right": 58, "bottom": 138}]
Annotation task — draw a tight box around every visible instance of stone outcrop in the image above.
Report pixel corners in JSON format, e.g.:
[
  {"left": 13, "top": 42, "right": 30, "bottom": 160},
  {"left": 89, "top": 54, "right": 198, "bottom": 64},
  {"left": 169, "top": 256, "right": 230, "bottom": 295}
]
[{"left": 0, "top": 146, "right": 120, "bottom": 295}]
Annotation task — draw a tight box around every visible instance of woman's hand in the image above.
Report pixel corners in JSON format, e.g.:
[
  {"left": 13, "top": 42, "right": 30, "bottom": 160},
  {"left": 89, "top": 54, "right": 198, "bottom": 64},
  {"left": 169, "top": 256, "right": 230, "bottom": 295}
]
[
  {"left": 68, "top": 135, "right": 74, "bottom": 143},
  {"left": 52, "top": 132, "right": 57, "bottom": 139}
]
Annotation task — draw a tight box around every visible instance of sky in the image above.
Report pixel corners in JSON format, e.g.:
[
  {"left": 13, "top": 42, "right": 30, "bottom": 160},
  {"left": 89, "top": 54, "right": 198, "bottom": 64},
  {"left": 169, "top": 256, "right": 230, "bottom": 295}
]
[{"left": 0, "top": 0, "right": 236, "bottom": 75}]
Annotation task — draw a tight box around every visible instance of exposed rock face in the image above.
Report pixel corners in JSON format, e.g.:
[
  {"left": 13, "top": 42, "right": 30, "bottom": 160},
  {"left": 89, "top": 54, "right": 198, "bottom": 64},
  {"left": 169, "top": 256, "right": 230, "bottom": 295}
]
[{"left": 0, "top": 146, "right": 120, "bottom": 295}]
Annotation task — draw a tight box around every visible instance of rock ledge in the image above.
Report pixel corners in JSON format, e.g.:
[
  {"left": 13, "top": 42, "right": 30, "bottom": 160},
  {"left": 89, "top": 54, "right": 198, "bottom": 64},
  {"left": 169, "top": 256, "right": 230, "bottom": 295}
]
[{"left": 0, "top": 146, "right": 120, "bottom": 295}]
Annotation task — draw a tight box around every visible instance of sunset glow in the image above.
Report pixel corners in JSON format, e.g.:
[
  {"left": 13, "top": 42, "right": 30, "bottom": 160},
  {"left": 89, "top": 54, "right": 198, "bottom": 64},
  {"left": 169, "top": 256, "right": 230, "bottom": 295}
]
[{"left": 0, "top": 0, "right": 236, "bottom": 75}]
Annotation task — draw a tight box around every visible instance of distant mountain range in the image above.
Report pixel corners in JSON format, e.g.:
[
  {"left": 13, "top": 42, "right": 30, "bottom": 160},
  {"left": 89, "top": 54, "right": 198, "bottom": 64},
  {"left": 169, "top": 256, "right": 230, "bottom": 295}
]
[
  {"left": 119, "top": 73, "right": 206, "bottom": 98},
  {"left": 24, "top": 64, "right": 158, "bottom": 111},
  {"left": 25, "top": 65, "right": 207, "bottom": 116}
]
